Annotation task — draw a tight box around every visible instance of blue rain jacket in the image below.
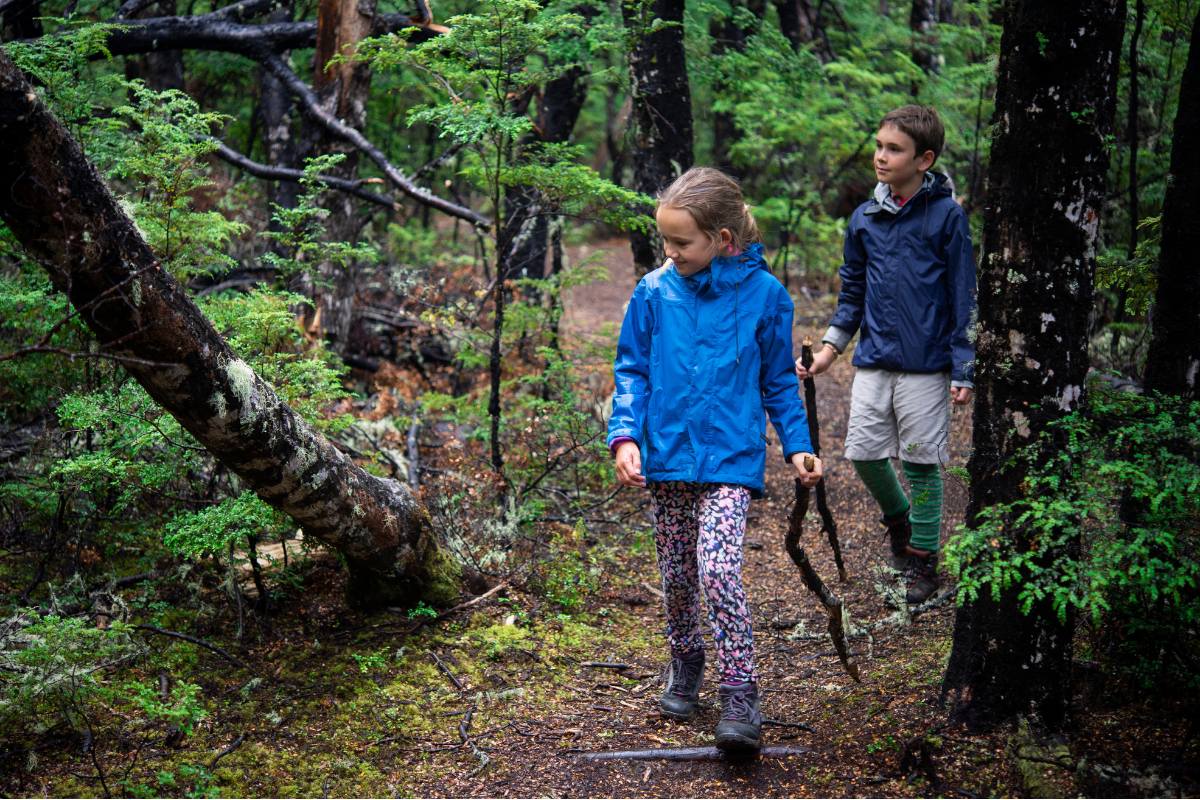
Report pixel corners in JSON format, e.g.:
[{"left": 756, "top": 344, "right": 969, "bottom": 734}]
[
  {"left": 830, "top": 172, "right": 977, "bottom": 384},
  {"left": 607, "top": 243, "right": 813, "bottom": 495}
]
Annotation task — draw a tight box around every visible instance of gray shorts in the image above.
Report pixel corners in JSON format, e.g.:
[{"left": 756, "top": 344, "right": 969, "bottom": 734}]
[{"left": 843, "top": 369, "right": 950, "bottom": 464}]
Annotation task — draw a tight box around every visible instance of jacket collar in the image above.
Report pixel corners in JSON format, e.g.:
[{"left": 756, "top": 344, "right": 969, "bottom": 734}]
[
  {"left": 673, "top": 242, "right": 767, "bottom": 292},
  {"left": 864, "top": 172, "right": 949, "bottom": 216}
]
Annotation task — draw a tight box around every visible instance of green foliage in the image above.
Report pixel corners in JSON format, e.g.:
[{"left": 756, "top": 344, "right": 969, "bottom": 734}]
[
  {"left": 536, "top": 522, "right": 600, "bottom": 613},
  {"left": 261, "top": 154, "right": 381, "bottom": 281},
  {"left": 164, "top": 492, "right": 288, "bottom": 559},
  {"left": 944, "top": 389, "right": 1200, "bottom": 688}
]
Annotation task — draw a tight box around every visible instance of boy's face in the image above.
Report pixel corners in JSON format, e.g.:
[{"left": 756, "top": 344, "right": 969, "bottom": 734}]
[
  {"left": 874, "top": 124, "right": 935, "bottom": 194},
  {"left": 656, "top": 205, "right": 729, "bottom": 276}
]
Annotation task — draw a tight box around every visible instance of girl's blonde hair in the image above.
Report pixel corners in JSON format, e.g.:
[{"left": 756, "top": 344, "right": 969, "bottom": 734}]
[{"left": 657, "top": 167, "right": 761, "bottom": 253}]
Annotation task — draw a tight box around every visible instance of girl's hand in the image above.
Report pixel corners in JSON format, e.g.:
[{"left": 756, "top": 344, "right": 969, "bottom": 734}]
[
  {"left": 791, "top": 452, "right": 823, "bottom": 487},
  {"left": 951, "top": 386, "right": 974, "bottom": 405},
  {"left": 614, "top": 441, "right": 647, "bottom": 488},
  {"left": 795, "top": 344, "right": 837, "bottom": 380}
]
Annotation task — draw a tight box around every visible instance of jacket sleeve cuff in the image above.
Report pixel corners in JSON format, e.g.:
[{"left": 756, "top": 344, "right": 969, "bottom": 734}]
[
  {"left": 950, "top": 380, "right": 974, "bottom": 390},
  {"left": 821, "top": 325, "right": 853, "bottom": 354},
  {"left": 608, "top": 436, "right": 636, "bottom": 456}
]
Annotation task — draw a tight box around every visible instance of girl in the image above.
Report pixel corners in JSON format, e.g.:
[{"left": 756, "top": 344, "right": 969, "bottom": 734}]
[{"left": 607, "top": 167, "right": 822, "bottom": 751}]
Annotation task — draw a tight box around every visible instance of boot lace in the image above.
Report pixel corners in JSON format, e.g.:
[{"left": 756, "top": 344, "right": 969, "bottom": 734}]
[
  {"left": 719, "top": 687, "right": 755, "bottom": 722},
  {"left": 666, "top": 656, "right": 702, "bottom": 697}
]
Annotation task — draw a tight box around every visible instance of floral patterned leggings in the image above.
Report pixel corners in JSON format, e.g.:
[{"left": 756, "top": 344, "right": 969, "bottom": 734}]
[{"left": 649, "top": 481, "right": 756, "bottom": 685}]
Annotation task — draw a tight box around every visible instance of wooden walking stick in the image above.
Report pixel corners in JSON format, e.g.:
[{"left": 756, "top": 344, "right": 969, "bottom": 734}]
[
  {"left": 785, "top": 458, "right": 861, "bottom": 682},
  {"left": 799, "top": 337, "right": 847, "bottom": 581}
]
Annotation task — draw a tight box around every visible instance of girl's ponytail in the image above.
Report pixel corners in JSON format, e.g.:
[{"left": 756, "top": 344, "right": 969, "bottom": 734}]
[{"left": 658, "top": 168, "right": 762, "bottom": 254}]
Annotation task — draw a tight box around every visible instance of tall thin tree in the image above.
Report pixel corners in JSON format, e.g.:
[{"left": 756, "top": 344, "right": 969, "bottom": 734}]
[
  {"left": 622, "top": 0, "right": 694, "bottom": 275},
  {"left": 1143, "top": 8, "right": 1200, "bottom": 398},
  {"left": 941, "top": 0, "right": 1125, "bottom": 729}
]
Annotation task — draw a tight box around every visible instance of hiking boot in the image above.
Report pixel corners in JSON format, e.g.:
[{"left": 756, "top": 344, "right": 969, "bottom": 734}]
[
  {"left": 714, "top": 682, "right": 762, "bottom": 751},
  {"left": 881, "top": 510, "right": 912, "bottom": 566},
  {"left": 903, "top": 548, "right": 939, "bottom": 605},
  {"left": 659, "top": 650, "right": 704, "bottom": 720}
]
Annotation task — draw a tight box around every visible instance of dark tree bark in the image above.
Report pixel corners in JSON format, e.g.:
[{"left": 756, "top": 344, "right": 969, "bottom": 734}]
[
  {"left": 98, "top": 8, "right": 430, "bottom": 58},
  {"left": 911, "top": 0, "right": 940, "bottom": 77},
  {"left": 122, "top": 0, "right": 186, "bottom": 91},
  {"left": 774, "top": 0, "right": 834, "bottom": 61},
  {"left": 941, "top": 0, "right": 1125, "bottom": 730},
  {"left": 0, "top": 51, "right": 448, "bottom": 610},
  {"left": 1111, "top": 0, "right": 1145, "bottom": 367},
  {"left": 2, "top": 0, "right": 43, "bottom": 40},
  {"left": 710, "top": 0, "right": 763, "bottom": 176},
  {"left": 259, "top": 0, "right": 300, "bottom": 228},
  {"left": 1143, "top": 8, "right": 1200, "bottom": 398},
  {"left": 502, "top": 12, "right": 593, "bottom": 282},
  {"left": 622, "top": 0, "right": 694, "bottom": 276}
]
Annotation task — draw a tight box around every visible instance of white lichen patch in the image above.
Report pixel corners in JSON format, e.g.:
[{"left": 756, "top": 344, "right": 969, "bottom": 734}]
[
  {"left": 1009, "top": 330, "right": 1026, "bottom": 355},
  {"left": 1010, "top": 410, "right": 1032, "bottom": 439},
  {"left": 210, "top": 391, "right": 227, "bottom": 418},
  {"left": 224, "top": 358, "right": 261, "bottom": 423},
  {"left": 1040, "top": 312, "right": 1055, "bottom": 333},
  {"left": 1057, "top": 384, "right": 1081, "bottom": 411},
  {"left": 131, "top": 279, "right": 142, "bottom": 307}
]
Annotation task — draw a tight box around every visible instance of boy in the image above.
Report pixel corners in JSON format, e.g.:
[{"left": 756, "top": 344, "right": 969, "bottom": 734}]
[{"left": 796, "top": 104, "right": 976, "bottom": 604}]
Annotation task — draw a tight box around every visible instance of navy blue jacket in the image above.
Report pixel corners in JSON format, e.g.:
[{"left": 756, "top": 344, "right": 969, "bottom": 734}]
[
  {"left": 607, "top": 243, "right": 813, "bottom": 494},
  {"left": 827, "top": 173, "right": 977, "bottom": 384}
]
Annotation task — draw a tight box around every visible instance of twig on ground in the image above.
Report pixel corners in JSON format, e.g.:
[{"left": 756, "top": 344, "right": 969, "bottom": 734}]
[
  {"left": 134, "top": 625, "right": 248, "bottom": 670},
  {"left": 430, "top": 651, "right": 464, "bottom": 692},
  {"left": 763, "top": 718, "right": 816, "bottom": 732},
  {"left": 582, "top": 661, "right": 631, "bottom": 670},
  {"left": 208, "top": 734, "right": 245, "bottom": 769},
  {"left": 640, "top": 581, "right": 664, "bottom": 600},
  {"left": 459, "top": 705, "right": 490, "bottom": 776}
]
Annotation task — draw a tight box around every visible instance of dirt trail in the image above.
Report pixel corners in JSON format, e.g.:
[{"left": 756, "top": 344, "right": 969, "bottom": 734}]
[{"left": 412, "top": 241, "right": 987, "bottom": 797}]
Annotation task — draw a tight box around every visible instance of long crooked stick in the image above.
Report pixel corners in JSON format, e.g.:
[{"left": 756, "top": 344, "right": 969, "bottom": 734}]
[
  {"left": 785, "top": 464, "right": 860, "bottom": 682},
  {"left": 800, "top": 338, "right": 847, "bottom": 581}
]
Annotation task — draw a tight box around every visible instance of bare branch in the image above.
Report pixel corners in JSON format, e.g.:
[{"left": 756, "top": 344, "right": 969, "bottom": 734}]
[
  {"left": 210, "top": 139, "right": 398, "bottom": 209},
  {"left": 100, "top": 10, "right": 435, "bottom": 57},
  {"left": 259, "top": 51, "right": 490, "bottom": 228}
]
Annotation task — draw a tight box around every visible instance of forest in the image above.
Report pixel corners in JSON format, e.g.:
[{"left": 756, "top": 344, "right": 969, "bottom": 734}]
[{"left": 0, "top": 0, "right": 1197, "bottom": 795}]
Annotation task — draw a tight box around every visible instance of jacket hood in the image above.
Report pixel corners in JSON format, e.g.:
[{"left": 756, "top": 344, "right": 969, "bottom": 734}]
[{"left": 691, "top": 242, "right": 770, "bottom": 291}]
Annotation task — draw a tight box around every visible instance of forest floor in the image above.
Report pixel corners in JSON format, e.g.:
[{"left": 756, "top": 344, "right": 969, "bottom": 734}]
[{"left": 8, "top": 240, "right": 1196, "bottom": 798}]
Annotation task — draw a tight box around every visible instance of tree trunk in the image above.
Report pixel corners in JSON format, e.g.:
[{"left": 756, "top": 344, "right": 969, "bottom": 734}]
[
  {"left": 260, "top": 0, "right": 300, "bottom": 231},
  {"left": 774, "top": 0, "right": 834, "bottom": 61},
  {"left": 1143, "top": 8, "right": 1200, "bottom": 398},
  {"left": 622, "top": 0, "right": 694, "bottom": 276},
  {"left": 300, "top": 0, "right": 378, "bottom": 350},
  {"left": 1111, "top": 0, "right": 1145, "bottom": 368},
  {"left": 502, "top": 26, "right": 592, "bottom": 282},
  {"left": 1, "top": 0, "right": 42, "bottom": 40},
  {"left": 911, "top": 0, "right": 940, "bottom": 78},
  {"left": 941, "top": 0, "right": 1124, "bottom": 730},
  {"left": 126, "top": 0, "right": 186, "bottom": 92},
  {"left": 710, "top": 0, "right": 763, "bottom": 176},
  {"left": 0, "top": 51, "right": 448, "bottom": 611}
]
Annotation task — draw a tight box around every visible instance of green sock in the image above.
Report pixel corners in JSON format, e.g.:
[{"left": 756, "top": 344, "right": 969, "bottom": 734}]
[
  {"left": 901, "top": 461, "right": 942, "bottom": 553},
  {"left": 852, "top": 459, "right": 910, "bottom": 519}
]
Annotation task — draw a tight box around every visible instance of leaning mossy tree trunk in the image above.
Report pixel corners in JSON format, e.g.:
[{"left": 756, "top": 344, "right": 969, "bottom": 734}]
[{"left": 0, "top": 49, "right": 457, "bottom": 610}]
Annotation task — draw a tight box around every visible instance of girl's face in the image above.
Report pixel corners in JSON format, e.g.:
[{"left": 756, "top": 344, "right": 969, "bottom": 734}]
[{"left": 656, "top": 205, "right": 732, "bottom": 276}]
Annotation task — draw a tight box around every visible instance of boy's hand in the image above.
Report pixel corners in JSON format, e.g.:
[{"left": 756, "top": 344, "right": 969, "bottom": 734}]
[
  {"left": 614, "top": 441, "right": 647, "bottom": 488},
  {"left": 792, "top": 452, "right": 823, "bottom": 487},
  {"left": 951, "top": 386, "right": 974, "bottom": 405},
  {"left": 795, "top": 344, "right": 837, "bottom": 380}
]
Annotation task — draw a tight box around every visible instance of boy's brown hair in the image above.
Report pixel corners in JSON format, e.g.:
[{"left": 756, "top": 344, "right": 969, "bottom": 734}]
[{"left": 879, "top": 105, "right": 945, "bottom": 162}]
